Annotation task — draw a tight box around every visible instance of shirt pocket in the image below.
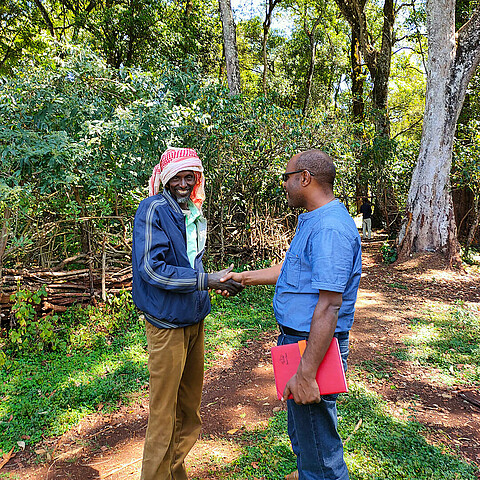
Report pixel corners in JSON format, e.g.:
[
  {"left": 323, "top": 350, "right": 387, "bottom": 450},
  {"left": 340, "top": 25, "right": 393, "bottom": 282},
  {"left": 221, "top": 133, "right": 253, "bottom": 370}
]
[{"left": 285, "top": 252, "right": 301, "bottom": 287}]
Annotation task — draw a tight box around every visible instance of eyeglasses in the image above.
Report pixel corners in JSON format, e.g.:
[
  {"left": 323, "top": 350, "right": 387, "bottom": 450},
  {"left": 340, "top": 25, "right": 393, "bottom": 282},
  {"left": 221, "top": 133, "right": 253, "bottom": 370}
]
[{"left": 281, "top": 169, "right": 315, "bottom": 182}]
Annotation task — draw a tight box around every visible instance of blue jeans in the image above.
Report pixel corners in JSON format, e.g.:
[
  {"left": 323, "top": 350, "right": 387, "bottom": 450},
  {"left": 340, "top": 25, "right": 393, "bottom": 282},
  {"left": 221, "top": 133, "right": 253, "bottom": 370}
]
[{"left": 278, "top": 331, "right": 350, "bottom": 480}]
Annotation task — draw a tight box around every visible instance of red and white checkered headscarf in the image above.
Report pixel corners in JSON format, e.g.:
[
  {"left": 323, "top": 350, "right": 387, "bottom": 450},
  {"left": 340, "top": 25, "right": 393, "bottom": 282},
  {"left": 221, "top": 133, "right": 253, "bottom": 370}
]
[{"left": 148, "top": 147, "right": 205, "bottom": 209}]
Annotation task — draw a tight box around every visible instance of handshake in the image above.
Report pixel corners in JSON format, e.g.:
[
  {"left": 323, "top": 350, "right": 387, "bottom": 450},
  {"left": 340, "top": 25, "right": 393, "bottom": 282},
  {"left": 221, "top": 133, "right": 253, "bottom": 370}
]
[{"left": 207, "top": 265, "right": 245, "bottom": 297}]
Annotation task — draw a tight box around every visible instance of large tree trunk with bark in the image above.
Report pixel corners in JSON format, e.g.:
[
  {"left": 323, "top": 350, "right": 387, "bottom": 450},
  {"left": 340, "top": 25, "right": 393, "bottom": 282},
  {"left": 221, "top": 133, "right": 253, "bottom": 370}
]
[
  {"left": 219, "top": 0, "right": 241, "bottom": 95},
  {"left": 398, "top": 1, "right": 480, "bottom": 264}
]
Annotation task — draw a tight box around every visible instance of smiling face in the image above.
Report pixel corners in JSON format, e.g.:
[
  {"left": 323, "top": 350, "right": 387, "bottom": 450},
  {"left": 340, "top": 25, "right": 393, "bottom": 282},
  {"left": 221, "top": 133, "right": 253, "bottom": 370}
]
[{"left": 167, "top": 170, "right": 196, "bottom": 205}]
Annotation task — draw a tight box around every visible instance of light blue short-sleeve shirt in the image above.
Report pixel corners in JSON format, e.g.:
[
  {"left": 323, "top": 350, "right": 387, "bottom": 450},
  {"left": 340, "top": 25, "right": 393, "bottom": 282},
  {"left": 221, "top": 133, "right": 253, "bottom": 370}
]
[{"left": 273, "top": 199, "right": 362, "bottom": 333}]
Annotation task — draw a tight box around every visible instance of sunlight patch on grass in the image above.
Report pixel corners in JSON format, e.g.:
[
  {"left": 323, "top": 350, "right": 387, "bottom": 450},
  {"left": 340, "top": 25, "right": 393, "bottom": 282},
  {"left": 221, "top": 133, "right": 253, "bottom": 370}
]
[
  {"left": 187, "top": 437, "right": 241, "bottom": 479},
  {"left": 199, "top": 381, "right": 478, "bottom": 480},
  {"left": 410, "top": 323, "right": 440, "bottom": 343},
  {"left": 404, "top": 301, "right": 480, "bottom": 385}
]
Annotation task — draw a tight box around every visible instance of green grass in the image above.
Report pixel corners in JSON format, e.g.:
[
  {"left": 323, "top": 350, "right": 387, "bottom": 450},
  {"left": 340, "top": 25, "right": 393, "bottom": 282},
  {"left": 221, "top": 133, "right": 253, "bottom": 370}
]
[
  {"left": 404, "top": 301, "right": 480, "bottom": 384},
  {"left": 340, "top": 385, "right": 476, "bottom": 480},
  {"left": 218, "top": 411, "right": 296, "bottom": 479},
  {"left": 1, "top": 287, "right": 478, "bottom": 479},
  {"left": 205, "top": 285, "right": 277, "bottom": 368},
  {"left": 191, "top": 384, "right": 477, "bottom": 480},
  {"left": 0, "top": 314, "right": 149, "bottom": 452},
  {"left": 358, "top": 358, "right": 393, "bottom": 380}
]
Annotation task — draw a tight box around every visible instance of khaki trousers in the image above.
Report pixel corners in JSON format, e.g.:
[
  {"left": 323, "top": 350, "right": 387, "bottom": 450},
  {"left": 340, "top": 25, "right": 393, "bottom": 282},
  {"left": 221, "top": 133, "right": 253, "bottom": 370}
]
[
  {"left": 141, "top": 320, "right": 204, "bottom": 480},
  {"left": 362, "top": 217, "right": 372, "bottom": 240}
]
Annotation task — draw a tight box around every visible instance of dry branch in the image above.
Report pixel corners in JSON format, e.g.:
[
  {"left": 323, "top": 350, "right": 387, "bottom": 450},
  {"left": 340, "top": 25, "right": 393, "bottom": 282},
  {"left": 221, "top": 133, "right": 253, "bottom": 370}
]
[{"left": 0, "top": 262, "right": 132, "bottom": 322}]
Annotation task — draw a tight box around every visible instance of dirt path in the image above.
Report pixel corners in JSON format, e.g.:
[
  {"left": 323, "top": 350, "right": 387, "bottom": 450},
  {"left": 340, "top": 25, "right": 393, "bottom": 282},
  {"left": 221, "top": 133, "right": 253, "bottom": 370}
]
[{"left": 2, "top": 238, "right": 480, "bottom": 479}]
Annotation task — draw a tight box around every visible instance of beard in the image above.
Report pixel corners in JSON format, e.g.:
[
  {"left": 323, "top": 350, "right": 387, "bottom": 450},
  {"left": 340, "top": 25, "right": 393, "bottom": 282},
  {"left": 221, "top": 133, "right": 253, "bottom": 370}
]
[
  {"left": 175, "top": 193, "right": 191, "bottom": 205},
  {"left": 170, "top": 186, "right": 193, "bottom": 205}
]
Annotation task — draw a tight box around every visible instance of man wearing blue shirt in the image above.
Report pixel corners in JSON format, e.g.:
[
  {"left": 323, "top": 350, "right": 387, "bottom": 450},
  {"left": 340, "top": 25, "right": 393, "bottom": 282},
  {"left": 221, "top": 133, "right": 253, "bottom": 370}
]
[{"left": 222, "top": 149, "right": 362, "bottom": 480}]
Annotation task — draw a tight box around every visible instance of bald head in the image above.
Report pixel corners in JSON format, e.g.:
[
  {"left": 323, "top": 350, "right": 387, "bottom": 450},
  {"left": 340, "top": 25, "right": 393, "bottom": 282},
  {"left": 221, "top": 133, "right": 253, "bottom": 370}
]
[{"left": 295, "top": 150, "right": 336, "bottom": 190}]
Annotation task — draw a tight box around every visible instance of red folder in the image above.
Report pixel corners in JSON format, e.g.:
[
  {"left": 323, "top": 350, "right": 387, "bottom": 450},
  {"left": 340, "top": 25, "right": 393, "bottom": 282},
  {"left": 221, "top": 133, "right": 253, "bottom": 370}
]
[{"left": 271, "top": 337, "right": 347, "bottom": 400}]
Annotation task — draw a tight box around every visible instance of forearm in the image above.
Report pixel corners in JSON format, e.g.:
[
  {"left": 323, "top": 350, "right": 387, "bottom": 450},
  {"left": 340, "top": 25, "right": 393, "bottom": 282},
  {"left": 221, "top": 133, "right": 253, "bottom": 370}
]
[
  {"left": 137, "top": 256, "right": 205, "bottom": 292},
  {"left": 298, "top": 292, "right": 341, "bottom": 379},
  {"left": 241, "top": 262, "right": 283, "bottom": 285},
  {"left": 133, "top": 219, "right": 203, "bottom": 293},
  {"left": 282, "top": 291, "right": 342, "bottom": 403}
]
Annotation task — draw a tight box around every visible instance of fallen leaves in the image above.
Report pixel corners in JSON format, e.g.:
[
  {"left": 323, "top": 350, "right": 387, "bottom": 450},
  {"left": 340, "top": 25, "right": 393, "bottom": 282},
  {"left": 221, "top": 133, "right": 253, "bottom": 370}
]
[{"left": 0, "top": 448, "right": 15, "bottom": 470}]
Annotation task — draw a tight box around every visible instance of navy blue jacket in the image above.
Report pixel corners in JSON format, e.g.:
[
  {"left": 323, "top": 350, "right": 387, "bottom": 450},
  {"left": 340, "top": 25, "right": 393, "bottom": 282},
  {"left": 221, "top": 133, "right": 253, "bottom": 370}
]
[{"left": 132, "top": 190, "right": 211, "bottom": 328}]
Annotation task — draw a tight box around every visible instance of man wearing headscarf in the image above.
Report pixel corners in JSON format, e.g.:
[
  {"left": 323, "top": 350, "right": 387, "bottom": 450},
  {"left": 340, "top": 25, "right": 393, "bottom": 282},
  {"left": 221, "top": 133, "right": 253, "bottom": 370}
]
[{"left": 132, "top": 147, "right": 243, "bottom": 480}]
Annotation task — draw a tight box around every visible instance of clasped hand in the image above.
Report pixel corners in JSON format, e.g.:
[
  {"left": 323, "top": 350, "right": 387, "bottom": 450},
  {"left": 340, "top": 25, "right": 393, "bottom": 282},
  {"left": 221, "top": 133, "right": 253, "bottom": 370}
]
[
  {"left": 283, "top": 370, "right": 321, "bottom": 405},
  {"left": 208, "top": 265, "right": 244, "bottom": 297}
]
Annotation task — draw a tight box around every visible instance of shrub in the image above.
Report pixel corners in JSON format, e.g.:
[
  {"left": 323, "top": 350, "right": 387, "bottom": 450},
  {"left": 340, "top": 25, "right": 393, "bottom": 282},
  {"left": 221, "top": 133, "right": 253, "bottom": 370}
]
[
  {"left": 7, "top": 286, "right": 65, "bottom": 353},
  {"left": 381, "top": 241, "right": 398, "bottom": 264}
]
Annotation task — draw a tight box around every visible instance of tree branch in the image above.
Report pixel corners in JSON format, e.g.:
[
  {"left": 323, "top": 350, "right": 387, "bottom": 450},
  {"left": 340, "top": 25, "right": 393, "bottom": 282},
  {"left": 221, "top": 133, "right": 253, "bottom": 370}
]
[
  {"left": 33, "top": 0, "right": 56, "bottom": 38},
  {"left": 456, "top": 6, "right": 480, "bottom": 79}
]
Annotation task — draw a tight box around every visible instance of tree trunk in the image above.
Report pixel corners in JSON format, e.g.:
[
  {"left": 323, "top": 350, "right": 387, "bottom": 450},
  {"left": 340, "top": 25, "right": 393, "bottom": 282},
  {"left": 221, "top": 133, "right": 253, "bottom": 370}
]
[
  {"left": 219, "top": 0, "right": 241, "bottom": 95},
  {"left": 398, "top": 2, "right": 480, "bottom": 264},
  {"left": 302, "top": 18, "right": 321, "bottom": 115},
  {"left": 33, "top": 0, "right": 56, "bottom": 38},
  {"left": 334, "top": 0, "right": 393, "bottom": 133},
  {"left": 351, "top": 24, "right": 364, "bottom": 121},
  {"left": 334, "top": 0, "right": 398, "bottom": 231},
  {"left": 370, "top": 0, "right": 394, "bottom": 138},
  {"left": 465, "top": 195, "right": 479, "bottom": 251},
  {"left": 0, "top": 207, "right": 11, "bottom": 271},
  {"left": 184, "top": 0, "right": 193, "bottom": 18},
  {"left": 351, "top": 22, "right": 367, "bottom": 210},
  {"left": 262, "top": 0, "right": 280, "bottom": 95}
]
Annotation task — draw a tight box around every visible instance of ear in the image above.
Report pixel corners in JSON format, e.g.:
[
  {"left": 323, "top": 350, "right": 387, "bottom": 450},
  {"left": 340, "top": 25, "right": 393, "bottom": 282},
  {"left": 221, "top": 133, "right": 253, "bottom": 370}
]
[{"left": 301, "top": 170, "right": 313, "bottom": 187}]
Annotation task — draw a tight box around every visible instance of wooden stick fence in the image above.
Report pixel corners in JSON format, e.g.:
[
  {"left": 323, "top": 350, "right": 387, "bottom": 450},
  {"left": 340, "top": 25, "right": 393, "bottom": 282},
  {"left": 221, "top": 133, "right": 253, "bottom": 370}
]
[{"left": 0, "top": 266, "right": 132, "bottom": 325}]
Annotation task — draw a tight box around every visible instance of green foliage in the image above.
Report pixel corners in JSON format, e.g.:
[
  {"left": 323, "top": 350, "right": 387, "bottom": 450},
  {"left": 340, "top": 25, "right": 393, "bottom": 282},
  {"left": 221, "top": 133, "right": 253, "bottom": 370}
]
[
  {"left": 0, "top": 44, "right": 200, "bottom": 265},
  {"left": 0, "top": 0, "right": 47, "bottom": 75},
  {"left": 380, "top": 241, "right": 398, "bottom": 264},
  {"left": 4, "top": 286, "right": 138, "bottom": 356},
  {"left": 0, "top": 292, "right": 147, "bottom": 452},
  {"left": 67, "top": 291, "right": 138, "bottom": 351},
  {"left": 0, "top": 0, "right": 222, "bottom": 74},
  {"left": 389, "top": 52, "right": 425, "bottom": 145},
  {"left": 1, "top": 42, "right": 362, "bottom": 267},
  {"left": 461, "top": 246, "right": 480, "bottom": 265},
  {"left": 269, "top": 1, "right": 349, "bottom": 111},
  {"left": 7, "top": 286, "right": 63, "bottom": 353},
  {"left": 453, "top": 114, "right": 480, "bottom": 248}
]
